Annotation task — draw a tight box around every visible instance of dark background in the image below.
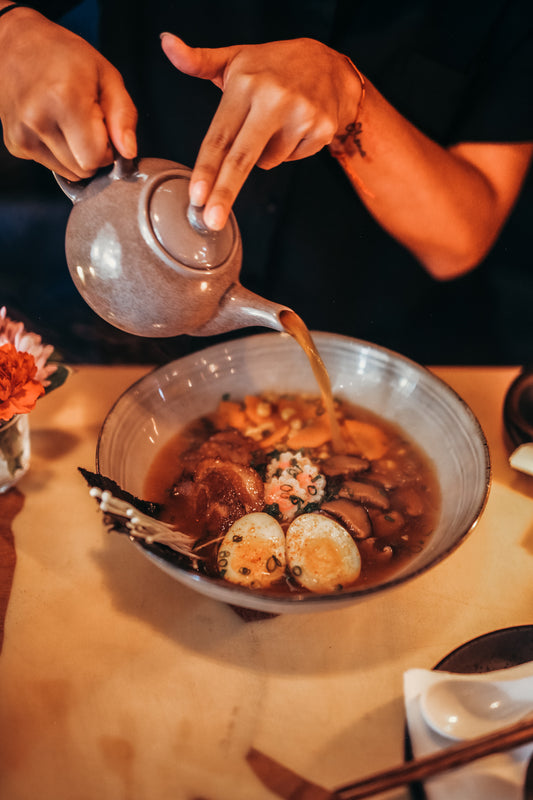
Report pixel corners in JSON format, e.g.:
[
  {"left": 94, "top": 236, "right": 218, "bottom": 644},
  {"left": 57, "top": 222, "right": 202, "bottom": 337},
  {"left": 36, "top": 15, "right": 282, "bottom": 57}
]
[{"left": 1, "top": 0, "right": 532, "bottom": 366}]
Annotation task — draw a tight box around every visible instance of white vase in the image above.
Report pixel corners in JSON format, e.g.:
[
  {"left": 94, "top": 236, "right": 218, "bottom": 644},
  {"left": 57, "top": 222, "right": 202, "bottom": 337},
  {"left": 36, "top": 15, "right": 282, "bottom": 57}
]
[{"left": 0, "top": 414, "right": 30, "bottom": 493}]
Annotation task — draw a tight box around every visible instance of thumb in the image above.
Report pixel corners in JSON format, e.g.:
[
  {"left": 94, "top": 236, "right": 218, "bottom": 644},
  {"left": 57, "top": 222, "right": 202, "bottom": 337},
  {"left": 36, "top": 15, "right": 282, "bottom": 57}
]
[{"left": 160, "top": 32, "right": 237, "bottom": 90}]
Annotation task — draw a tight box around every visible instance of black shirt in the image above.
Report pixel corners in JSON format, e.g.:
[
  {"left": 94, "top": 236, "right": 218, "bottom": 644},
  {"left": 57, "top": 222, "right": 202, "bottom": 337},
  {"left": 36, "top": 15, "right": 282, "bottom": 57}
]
[{"left": 18, "top": 1, "right": 533, "bottom": 362}]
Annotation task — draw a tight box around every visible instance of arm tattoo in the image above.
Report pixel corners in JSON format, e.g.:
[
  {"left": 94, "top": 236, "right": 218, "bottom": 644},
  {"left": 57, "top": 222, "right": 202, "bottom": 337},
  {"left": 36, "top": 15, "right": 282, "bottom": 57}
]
[{"left": 335, "top": 121, "right": 366, "bottom": 158}]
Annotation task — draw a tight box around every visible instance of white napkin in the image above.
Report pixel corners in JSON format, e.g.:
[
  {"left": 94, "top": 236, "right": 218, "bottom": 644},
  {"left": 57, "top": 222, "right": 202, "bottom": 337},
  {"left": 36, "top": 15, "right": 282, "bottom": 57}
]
[
  {"left": 509, "top": 443, "right": 533, "bottom": 476},
  {"left": 404, "top": 663, "right": 533, "bottom": 800}
]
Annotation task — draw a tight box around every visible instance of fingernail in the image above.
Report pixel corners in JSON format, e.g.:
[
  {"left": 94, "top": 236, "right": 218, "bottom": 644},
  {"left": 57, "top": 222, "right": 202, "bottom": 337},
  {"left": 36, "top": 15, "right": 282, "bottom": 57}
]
[
  {"left": 204, "top": 204, "right": 226, "bottom": 231},
  {"left": 190, "top": 180, "right": 208, "bottom": 207},
  {"left": 124, "top": 130, "right": 137, "bottom": 158}
]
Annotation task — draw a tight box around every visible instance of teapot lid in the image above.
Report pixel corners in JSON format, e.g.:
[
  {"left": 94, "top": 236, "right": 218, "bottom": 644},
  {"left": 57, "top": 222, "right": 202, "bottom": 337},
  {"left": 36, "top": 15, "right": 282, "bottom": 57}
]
[{"left": 148, "top": 175, "right": 235, "bottom": 270}]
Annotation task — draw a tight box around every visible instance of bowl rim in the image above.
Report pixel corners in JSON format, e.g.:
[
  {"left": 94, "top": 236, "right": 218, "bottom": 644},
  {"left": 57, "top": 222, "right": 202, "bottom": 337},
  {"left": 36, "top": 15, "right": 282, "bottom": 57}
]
[{"left": 96, "top": 331, "right": 492, "bottom": 612}]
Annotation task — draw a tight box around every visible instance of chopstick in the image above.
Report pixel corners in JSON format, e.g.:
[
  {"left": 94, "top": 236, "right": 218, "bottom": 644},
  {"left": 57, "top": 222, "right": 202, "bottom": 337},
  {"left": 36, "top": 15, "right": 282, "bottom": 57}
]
[{"left": 334, "top": 715, "right": 533, "bottom": 799}]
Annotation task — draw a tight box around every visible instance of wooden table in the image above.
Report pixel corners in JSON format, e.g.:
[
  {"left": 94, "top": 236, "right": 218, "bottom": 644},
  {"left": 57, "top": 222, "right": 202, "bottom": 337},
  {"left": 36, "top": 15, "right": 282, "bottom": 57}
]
[{"left": 0, "top": 365, "right": 532, "bottom": 800}]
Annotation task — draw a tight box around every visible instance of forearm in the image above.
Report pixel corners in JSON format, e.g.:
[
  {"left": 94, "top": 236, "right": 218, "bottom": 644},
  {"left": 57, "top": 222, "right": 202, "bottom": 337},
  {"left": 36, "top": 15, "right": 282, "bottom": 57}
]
[{"left": 333, "top": 77, "right": 533, "bottom": 280}]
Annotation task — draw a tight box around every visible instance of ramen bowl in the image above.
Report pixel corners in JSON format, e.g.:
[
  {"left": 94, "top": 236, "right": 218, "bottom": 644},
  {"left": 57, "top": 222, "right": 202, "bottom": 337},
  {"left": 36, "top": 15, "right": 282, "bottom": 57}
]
[{"left": 96, "top": 332, "right": 490, "bottom": 614}]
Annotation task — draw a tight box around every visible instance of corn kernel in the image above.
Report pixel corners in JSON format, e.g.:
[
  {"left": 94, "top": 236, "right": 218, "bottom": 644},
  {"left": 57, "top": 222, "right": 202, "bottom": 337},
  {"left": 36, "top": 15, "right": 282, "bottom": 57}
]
[
  {"left": 280, "top": 407, "right": 296, "bottom": 421},
  {"left": 257, "top": 401, "right": 271, "bottom": 418}
]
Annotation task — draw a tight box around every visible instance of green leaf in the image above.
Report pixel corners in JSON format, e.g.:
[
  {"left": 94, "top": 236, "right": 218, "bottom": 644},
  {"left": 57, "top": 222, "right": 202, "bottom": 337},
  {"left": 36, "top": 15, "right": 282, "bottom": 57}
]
[{"left": 44, "top": 363, "right": 71, "bottom": 395}]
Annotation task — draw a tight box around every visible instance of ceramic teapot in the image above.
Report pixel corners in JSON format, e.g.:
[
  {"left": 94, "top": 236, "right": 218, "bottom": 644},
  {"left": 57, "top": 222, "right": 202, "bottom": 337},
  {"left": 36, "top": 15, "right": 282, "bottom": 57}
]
[{"left": 55, "top": 156, "right": 292, "bottom": 337}]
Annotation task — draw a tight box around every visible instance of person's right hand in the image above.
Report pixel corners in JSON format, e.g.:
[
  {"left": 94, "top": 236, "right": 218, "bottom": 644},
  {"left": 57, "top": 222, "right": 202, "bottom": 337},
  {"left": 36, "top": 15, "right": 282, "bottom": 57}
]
[{"left": 0, "top": 5, "right": 137, "bottom": 180}]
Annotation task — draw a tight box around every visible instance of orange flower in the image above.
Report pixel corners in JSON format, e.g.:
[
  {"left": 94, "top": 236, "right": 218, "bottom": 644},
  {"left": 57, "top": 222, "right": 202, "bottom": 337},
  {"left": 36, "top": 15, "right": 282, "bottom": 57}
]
[{"left": 0, "top": 343, "right": 45, "bottom": 423}]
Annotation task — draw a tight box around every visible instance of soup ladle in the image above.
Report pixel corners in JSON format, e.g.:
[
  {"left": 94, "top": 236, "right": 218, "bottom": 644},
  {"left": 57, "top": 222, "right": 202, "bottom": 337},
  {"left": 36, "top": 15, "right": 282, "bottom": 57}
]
[{"left": 420, "top": 676, "right": 533, "bottom": 741}]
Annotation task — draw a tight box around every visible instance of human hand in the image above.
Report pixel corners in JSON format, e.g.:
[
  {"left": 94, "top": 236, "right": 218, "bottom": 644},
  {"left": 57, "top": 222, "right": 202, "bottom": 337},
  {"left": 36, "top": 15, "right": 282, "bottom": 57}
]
[
  {"left": 160, "top": 34, "right": 362, "bottom": 229},
  {"left": 0, "top": 7, "right": 137, "bottom": 180}
]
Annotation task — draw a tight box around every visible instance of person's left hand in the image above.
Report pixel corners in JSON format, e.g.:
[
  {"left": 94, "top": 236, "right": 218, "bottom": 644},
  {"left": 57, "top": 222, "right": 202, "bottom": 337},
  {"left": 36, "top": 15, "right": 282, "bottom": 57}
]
[{"left": 160, "top": 35, "right": 362, "bottom": 230}]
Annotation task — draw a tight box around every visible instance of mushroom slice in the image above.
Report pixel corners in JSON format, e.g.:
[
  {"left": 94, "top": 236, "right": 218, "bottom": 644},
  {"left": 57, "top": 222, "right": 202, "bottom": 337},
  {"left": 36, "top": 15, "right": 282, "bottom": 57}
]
[
  {"left": 371, "top": 509, "right": 405, "bottom": 538},
  {"left": 358, "top": 537, "right": 394, "bottom": 563},
  {"left": 338, "top": 480, "right": 390, "bottom": 510},
  {"left": 321, "top": 454, "right": 369, "bottom": 477},
  {"left": 286, "top": 513, "right": 361, "bottom": 594},
  {"left": 217, "top": 512, "right": 286, "bottom": 588},
  {"left": 320, "top": 499, "right": 372, "bottom": 539}
]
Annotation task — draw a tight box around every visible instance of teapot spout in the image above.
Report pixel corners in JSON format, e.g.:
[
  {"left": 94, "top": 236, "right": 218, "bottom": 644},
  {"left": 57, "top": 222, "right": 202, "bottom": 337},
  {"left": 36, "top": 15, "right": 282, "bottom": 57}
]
[{"left": 192, "top": 283, "right": 292, "bottom": 336}]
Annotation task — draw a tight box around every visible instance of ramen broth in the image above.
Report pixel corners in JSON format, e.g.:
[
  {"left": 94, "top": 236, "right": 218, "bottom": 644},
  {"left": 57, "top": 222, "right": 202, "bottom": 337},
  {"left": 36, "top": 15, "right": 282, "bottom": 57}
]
[
  {"left": 280, "top": 309, "right": 344, "bottom": 452},
  {"left": 144, "top": 392, "right": 441, "bottom": 594}
]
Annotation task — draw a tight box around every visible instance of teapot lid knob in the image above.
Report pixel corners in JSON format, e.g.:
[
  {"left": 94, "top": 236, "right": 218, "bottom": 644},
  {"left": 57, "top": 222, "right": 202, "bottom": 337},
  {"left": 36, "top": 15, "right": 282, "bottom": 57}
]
[{"left": 148, "top": 175, "right": 235, "bottom": 269}]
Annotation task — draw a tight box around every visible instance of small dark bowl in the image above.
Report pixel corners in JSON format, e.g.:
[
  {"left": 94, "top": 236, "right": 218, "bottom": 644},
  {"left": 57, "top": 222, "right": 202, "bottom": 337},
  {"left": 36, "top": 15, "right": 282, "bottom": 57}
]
[{"left": 503, "top": 369, "right": 533, "bottom": 449}]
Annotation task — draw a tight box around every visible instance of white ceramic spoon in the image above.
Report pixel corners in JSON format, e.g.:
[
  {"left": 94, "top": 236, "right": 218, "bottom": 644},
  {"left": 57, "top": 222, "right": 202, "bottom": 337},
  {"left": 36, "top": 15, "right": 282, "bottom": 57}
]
[{"left": 420, "top": 676, "right": 533, "bottom": 740}]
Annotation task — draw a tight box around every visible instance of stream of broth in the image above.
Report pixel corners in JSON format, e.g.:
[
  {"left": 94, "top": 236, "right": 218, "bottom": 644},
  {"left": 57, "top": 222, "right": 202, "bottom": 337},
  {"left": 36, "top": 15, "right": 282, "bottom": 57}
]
[{"left": 280, "top": 309, "right": 344, "bottom": 453}]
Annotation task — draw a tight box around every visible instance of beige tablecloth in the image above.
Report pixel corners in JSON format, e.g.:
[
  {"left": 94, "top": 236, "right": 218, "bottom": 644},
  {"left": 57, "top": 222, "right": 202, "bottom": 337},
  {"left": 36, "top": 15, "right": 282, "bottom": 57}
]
[{"left": 0, "top": 364, "right": 532, "bottom": 800}]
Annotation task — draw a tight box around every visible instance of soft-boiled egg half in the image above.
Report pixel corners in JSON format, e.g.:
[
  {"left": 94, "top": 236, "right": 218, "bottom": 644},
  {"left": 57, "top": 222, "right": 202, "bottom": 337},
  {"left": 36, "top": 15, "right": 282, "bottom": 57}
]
[
  {"left": 217, "top": 512, "right": 286, "bottom": 589},
  {"left": 217, "top": 510, "right": 361, "bottom": 594},
  {"left": 286, "top": 513, "right": 361, "bottom": 593}
]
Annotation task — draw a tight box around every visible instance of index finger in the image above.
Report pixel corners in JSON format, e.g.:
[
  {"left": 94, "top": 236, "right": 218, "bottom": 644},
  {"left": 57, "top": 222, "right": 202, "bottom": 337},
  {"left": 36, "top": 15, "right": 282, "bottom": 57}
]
[
  {"left": 191, "top": 97, "right": 277, "bottom": 230},
  {"left": 55, "top": 66, "right": 137, "bottom": 173},
  {"left": 57, "top": 100, "right": 113, "bottom": 173}
]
